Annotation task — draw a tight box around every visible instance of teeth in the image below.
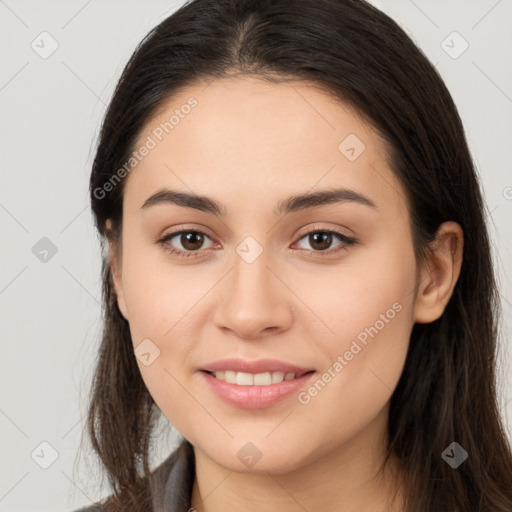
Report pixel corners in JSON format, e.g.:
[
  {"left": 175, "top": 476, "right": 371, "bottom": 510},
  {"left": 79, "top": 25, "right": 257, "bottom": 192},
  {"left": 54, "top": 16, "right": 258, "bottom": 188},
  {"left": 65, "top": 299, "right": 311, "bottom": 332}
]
[{"left": 212, "top": 370, "right": 299, "bottom": 385}]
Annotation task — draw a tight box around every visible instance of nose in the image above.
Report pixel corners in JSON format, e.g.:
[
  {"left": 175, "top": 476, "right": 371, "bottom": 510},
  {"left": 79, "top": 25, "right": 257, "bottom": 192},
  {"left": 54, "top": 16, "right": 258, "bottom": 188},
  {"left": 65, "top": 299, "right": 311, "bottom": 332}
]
[{"left": 212, "top": 248, "right": 293, "bottom": 340}]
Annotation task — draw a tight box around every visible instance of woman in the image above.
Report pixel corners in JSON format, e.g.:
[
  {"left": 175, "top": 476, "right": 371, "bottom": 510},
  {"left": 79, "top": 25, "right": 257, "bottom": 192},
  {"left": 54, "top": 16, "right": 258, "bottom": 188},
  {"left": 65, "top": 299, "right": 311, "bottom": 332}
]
[{"left": 74, "top": 0, "right": 512, "bottom": 510}]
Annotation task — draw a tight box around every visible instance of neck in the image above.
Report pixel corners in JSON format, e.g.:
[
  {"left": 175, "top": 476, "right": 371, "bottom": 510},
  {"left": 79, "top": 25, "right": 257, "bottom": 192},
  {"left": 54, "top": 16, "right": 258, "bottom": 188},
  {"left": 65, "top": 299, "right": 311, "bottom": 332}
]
[{"left": 190, "top": 405, "right": 406, "bottom": 512}]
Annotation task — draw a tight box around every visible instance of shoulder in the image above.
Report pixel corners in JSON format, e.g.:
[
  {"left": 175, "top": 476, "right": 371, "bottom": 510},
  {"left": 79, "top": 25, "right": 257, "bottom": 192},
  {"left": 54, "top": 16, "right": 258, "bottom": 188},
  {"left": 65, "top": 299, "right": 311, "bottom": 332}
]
[{"left": 69, "top": 438, "right": 195, "bottom": 512}]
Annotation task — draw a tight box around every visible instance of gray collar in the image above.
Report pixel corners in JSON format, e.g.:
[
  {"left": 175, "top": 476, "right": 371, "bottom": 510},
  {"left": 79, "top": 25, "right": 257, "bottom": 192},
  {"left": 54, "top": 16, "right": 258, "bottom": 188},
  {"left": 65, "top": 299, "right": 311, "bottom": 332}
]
[{"left": 151, "top": 438, "right": 195, "bottom": 511}]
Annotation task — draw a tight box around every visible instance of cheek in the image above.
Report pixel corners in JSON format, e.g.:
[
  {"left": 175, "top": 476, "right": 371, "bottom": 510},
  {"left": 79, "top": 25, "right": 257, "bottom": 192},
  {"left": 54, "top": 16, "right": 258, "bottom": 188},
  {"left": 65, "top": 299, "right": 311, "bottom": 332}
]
[
  {"left": 118, "top": 253, "right": 202, "bottom": 421},
  {"left": 293, "top": 237, "right": 416, "bottom": 346},
  {"left": 292, "top": 241, "right": 416, "bottom": 427},
  {"left": 118, "top": 240, "right": 212, "bottom": 394},
  {"left": 120, "top": 234, "right": 197, "bottom": 341}
]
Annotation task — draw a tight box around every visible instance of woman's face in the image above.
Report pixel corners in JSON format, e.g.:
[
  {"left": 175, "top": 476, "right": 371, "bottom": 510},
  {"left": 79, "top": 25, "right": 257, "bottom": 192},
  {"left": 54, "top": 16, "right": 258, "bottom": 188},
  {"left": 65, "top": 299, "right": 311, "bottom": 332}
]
[{"left": 109, "top": 76, "right": 421, "bottom": 473}]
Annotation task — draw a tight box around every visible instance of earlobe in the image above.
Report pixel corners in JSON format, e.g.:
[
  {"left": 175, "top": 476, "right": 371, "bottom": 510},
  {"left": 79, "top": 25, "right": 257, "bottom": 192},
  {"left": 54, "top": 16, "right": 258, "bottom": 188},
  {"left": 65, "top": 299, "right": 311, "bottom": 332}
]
[
  {"left": 105, "top": 220, "right": 129, "bottom": 321},
  {"left": 413, "top": 221, "right": 463, "bottom": 324}
]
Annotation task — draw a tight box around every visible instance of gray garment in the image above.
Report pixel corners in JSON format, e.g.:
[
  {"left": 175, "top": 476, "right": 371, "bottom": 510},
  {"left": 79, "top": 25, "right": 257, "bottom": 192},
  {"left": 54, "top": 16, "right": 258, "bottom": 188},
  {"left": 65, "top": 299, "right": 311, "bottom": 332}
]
[{"left": 73, "top": 439, "right": 195, "bottom": 511}]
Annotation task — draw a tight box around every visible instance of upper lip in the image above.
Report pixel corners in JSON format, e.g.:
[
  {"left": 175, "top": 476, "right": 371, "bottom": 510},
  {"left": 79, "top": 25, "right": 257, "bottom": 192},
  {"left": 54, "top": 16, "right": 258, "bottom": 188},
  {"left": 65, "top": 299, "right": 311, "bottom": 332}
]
[{"left": 201, "top": 358, "right": 315, "bottom": 375}]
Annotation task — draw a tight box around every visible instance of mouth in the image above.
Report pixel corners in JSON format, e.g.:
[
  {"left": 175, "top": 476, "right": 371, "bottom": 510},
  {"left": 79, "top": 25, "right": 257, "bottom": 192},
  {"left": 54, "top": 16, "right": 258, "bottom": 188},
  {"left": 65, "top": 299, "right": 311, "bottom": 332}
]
[
  {"left": 201, "top": 369, "right": 315, "bottom": 386},
  {"left": 199, "top": 368, "right": 317, "bottom": 409}
]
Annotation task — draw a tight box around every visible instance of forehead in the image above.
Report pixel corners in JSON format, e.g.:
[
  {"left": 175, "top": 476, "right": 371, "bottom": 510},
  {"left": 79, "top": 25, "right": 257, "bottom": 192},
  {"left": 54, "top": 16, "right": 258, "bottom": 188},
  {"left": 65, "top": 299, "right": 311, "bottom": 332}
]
[{"left": 124, "top": 76, "right": 406, "bottom": 217}]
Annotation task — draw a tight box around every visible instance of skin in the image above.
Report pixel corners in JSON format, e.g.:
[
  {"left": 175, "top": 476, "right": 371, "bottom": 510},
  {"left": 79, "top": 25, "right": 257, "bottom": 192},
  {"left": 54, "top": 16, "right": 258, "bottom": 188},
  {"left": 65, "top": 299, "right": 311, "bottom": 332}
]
[{"left": 106, "top": 76, "right": 463, "bottom": 512}]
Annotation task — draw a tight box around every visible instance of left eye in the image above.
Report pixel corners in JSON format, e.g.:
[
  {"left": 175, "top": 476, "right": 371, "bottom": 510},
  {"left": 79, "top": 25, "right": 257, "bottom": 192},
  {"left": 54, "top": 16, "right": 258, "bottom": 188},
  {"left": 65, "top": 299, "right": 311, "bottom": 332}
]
[
  {"left": 293, "top": 230, "right": 356, "bottom": 253},
  {"left": 157, "top": 229, "right": 357, "bottom": 258}
]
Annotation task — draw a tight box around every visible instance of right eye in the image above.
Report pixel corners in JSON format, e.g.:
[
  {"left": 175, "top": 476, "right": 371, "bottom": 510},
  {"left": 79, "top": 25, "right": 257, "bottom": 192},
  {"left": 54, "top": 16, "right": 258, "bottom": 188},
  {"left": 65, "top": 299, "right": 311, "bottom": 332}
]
[{"left": 157, "top": 229, "right": 216, "bottom": 258}]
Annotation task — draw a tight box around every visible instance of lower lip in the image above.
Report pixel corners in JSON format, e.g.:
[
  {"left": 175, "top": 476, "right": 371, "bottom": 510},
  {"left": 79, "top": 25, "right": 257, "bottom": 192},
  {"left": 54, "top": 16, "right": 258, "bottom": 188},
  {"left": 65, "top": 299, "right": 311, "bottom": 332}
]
[{"left": 199, "top": 370, "right": 316, "bottom": 409}]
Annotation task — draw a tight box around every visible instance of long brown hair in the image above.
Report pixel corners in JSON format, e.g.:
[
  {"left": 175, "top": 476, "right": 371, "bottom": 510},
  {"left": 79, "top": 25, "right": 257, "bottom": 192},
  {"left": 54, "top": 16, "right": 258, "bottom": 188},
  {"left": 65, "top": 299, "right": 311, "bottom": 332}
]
[{"left": 79, "top": 0, "right": 512, "bottom": 510}]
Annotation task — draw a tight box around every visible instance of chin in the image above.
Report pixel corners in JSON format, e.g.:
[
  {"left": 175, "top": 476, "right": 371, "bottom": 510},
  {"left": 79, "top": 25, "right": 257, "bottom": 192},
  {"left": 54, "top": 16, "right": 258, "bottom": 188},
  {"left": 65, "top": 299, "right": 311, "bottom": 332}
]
[{"left": 204, "top": 438, "right": 312, "bottom": 475}]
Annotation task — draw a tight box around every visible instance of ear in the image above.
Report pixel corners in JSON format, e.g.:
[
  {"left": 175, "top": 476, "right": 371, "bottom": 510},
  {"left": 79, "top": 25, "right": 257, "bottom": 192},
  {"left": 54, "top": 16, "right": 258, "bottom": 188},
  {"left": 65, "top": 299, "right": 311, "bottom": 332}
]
[
  {"left": 105, "top": 219, "right": 129, "bottom": 321},
  {"left": 413, "top": 221, "right": 463, "bottom": 324}
]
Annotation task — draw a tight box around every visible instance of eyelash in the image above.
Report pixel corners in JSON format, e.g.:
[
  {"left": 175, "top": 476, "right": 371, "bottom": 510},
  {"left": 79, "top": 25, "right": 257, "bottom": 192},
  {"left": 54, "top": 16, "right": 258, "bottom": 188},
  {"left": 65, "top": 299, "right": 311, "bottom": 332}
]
[{"left": 156, "top": 227, "right": 358, "bottom": 259}]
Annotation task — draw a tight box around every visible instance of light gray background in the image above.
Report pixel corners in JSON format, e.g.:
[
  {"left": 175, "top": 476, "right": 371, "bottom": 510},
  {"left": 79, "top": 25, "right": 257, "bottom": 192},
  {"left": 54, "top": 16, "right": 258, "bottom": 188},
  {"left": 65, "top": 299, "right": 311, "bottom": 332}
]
[{"left": 1, "top": 1, "right": 511, "bottom": 510}]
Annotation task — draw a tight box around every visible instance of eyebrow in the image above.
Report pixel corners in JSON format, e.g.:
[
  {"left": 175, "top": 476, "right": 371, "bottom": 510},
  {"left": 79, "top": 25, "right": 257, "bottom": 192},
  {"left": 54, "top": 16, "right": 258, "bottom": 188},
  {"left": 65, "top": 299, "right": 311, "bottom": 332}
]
[{"left": 140, "top": 187, "right": 377, "bottom": 216}]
